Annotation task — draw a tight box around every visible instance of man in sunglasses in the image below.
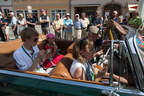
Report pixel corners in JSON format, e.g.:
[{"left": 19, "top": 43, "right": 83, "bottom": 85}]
[{"left": 13, "top": 28, "right": 46, "bottom": 72}]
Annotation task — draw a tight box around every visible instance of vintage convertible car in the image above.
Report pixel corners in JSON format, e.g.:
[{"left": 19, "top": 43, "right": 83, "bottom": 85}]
[{"left": 0, "top": 25, "right": 144, "bottom": 96}]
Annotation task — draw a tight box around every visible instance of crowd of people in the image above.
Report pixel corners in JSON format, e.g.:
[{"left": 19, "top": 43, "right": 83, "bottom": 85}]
[{"left": 0, "top": 9, "right": 143, "bottom": 42}]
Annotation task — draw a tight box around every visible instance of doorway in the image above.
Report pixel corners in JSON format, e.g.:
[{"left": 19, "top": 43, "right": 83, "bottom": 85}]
[
  {"left": 103, "top": 3, "right": 122, "bottom": 17},
  {"left": 74, "top": 6, "right": 98, "bottom": 17}
]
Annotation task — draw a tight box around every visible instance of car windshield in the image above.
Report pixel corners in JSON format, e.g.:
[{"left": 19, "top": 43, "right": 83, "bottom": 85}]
[{"left": 135, "top": 33, "right": 144, "bottom": 64}]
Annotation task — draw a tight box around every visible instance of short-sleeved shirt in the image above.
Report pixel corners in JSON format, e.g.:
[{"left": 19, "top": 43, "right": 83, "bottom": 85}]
[
  {"left": 74, "top": 20, "right": 82, "bottom": 30},
  {"left": 52, "top": 19, "right": 63, "bottom": 30},
  {"left": 27, "top": 17, "right": 36, "bottom": 28},
  {"left": 80, "top": 18, "right": 90, "bottom": 28},
  {"left": 10, "top": 16, "right": 17, "bottom": 27},
  {"left": 70, "top": 60, "right": 94, "bottom": 81},
  {"left": 64, "top": 19, "right": 73, "bottom": 32},
  {"left": 70, "top": 60, "right": 86, "bottom": 78},
  {"left": 1, "top": 18, "right": 8, "bottom": 27},
  {"left": 92, "top": 17, "right": 102, "bottom": 30},
  {"left": 40, "top": 15, "right": 49, "bottom": 27},
  {"left": 92, "top": 17, "right": 102, "bottom": 26},
  {"left": 13, "top": 45, "right": 40, "bottom": 71}
]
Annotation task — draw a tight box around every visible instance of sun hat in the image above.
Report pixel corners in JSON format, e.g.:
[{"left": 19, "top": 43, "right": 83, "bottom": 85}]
[
  {"left": 46, "top": 33, "right": 55, "bottom": 39},
  {"left": 88, "top": 26, "right": 99, "bottom": 34}
]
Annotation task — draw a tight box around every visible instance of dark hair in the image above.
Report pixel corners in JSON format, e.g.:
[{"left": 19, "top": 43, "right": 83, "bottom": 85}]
[{"left": 20, "top": 27, "right": 39, "bottom": 42}]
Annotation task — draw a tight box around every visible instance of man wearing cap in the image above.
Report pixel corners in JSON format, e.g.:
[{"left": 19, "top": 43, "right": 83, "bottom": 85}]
[
  {"left": 40, "top": 9, "right": 50, "bottom": 35},
  {"left": 52, "top": 13, "right": 63, "bottom": 39},
  {"left": 9, "top": 12, "right": 18, "bottom": 39},
  {"left": 73, "top": 14, "right": 83, "bottom": 40},
  {"left": 63, "top": 13, "right": 73, "bottom": 40},
  {"left": 85, "top": 26, "right": 111, "bottom": 59}
]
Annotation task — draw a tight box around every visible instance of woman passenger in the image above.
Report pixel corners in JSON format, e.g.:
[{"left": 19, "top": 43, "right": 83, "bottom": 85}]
[
  {"left": 70, "top": 39, "right": 128, "bottom": 84},
  {"left": 70, "top": 39, "right": 101, "bottom": 81}
]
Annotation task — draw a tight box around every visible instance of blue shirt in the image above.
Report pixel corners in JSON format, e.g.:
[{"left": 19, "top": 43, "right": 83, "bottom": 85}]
[
  {"left": 113, "top": 17, "right": 119, "bottom": 23},
  {"left": 1, "top": 18, "right": 8, "bottom": 27},
  {"left": 74, "top": 20, "right": 82, "bottom": 30},
  {"left": 64, "top": 19, "right": 73, "bottom": 32},
  {"left": 92, "top": 17, "right": 102, "bottom": 25},
  {"left": 11, "top": 16, "right": 17, "bottom": 27},
  {"left": 92, "top": 17, "right": 102, "bottom": 30}
]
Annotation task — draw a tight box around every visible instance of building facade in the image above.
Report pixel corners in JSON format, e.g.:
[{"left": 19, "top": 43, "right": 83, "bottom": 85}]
[
  {"left": 13, "top": 0, "right": 70, "bottom": 21},
  {"left": 71, "top": 0, "right": 139, "bottom": 19},
  {"left": 0, "top": 0, "right": 13, "bottom": 16}
]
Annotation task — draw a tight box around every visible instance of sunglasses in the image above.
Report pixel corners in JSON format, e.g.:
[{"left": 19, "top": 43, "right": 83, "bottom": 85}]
[{"left": 33, "top": 38, "right": 38, "bottom": 42}]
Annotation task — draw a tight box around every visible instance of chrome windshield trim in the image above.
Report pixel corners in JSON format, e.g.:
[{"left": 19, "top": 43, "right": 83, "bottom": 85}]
[{"left": 133, "top": 34, "right": 144, "bottom": 68}]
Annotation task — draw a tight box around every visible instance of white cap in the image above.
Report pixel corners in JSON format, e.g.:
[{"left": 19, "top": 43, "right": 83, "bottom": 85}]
[
  {"left": 113, "top": 11, "right": 118, "bottom": 15},
  {"left": 19, "top": 13, "right": 23, "bottom": 17},
  {"left": 10, "top": 12, "right": 14, "bottom": 15},
  {"left": 66, "top": 13, "right": 70, "bottom": 16},
  {"left": 75, "top": 14, "right": 79, "bottom": 17}
]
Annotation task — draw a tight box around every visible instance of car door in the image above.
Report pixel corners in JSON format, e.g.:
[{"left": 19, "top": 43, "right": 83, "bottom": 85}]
[{"left": 100, "top": 40, "right": 144, "bottom": 96}]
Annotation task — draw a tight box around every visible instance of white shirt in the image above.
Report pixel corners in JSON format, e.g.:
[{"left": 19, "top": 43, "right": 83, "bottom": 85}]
[
  {"left": 11, "top": 16, "right": 17, "bottom": 26},
  {"left": 52, "top": 19, "right": 63, "bottom": 30},
  {"left": 13, "top": 45, "right": 40, "bottom": 71},
  {"left": 18, "top": 18, "right": 25, "bottom": 25},
  {"left": 18, "top": 18, "right": 26, "bottom": 31},
  {"left": 80, "top": 18, "right": 89, "bottom": 28},
  {"left": 70, "top": 60, "right": 86, "bottom": 78}
]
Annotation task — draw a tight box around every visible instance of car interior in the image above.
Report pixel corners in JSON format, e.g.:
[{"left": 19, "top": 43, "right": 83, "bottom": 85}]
[{"left": 0, "top": 35, "right": 136, "bottom": 89}]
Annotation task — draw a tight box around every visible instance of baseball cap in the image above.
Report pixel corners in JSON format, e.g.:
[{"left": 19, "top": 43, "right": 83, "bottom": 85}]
[
  {"left": 41, "top": 9, "right": 46, "bottom": 12},
  {"left": 75, "top": 14, "right": 79, "bottom": 17},
  {"left": 113, "top": 11, "right": 118, "bottom": 15},
  {"left": 66, "top": 13, "right": 70, "bottom": 16}
]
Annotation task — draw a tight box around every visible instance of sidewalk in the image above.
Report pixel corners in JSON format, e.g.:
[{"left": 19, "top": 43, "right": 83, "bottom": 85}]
[{"left": 8, "top": 25, "right": 55, "bottom": 40}]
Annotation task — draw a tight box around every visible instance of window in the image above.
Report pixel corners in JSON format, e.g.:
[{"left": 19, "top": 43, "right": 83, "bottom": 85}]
[
  {"left": 50, "top": 9, "right": 66, "bottom": 21},
  {"left": 24, "top": 10, "right": 38, "bottom": 22},
  {"left": 3, "top": 9, "right": 10, "bottom": 17},
  {"left": 16, "top": 10, "right": 24, "bottom": 16}
]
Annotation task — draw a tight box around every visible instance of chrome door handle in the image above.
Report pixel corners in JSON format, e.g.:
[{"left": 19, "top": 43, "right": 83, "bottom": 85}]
[{"left": 101, "top": 90, "right": 120, "bottom": 96}]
